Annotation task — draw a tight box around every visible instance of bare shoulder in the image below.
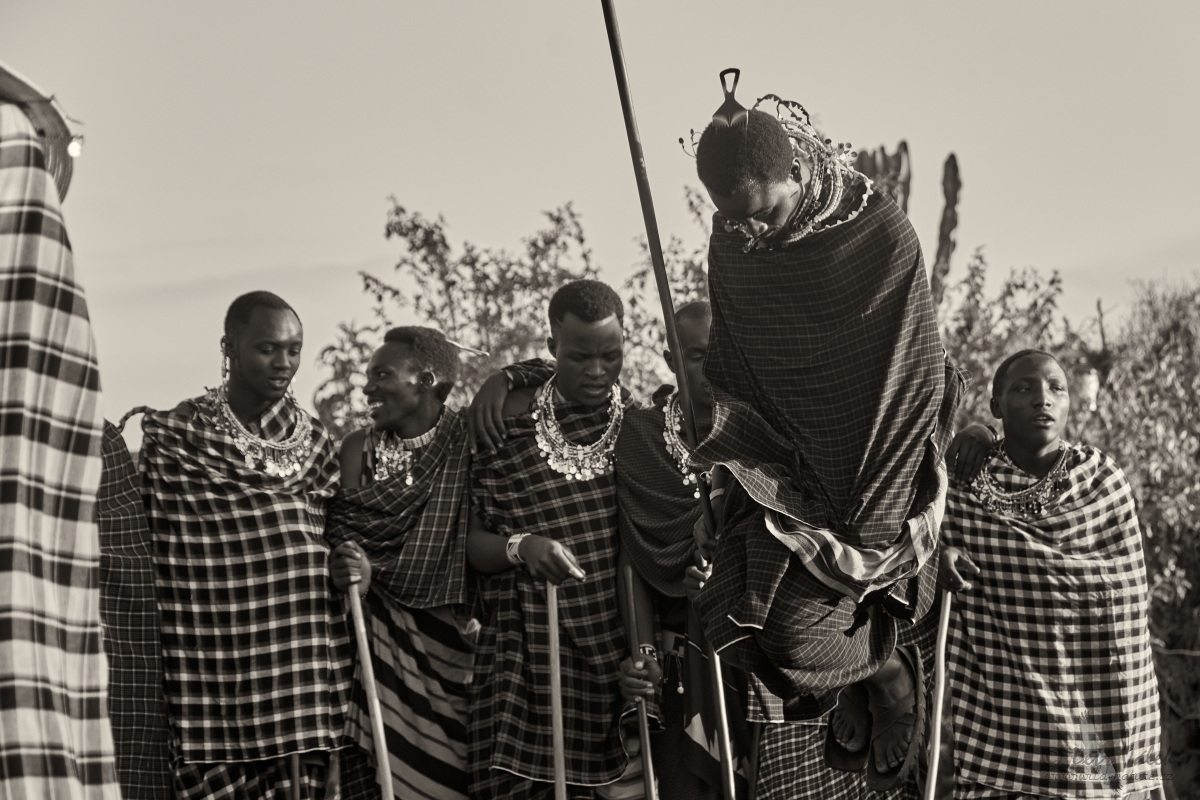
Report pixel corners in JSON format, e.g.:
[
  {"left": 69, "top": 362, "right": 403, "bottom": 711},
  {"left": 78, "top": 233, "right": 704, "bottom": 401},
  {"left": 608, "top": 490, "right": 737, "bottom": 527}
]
[
  {"left": 338, "top": 428, "right": 368, "bottom": 489},
  {"left": 503, "top": 387, "right": 537, "bottom": 418}
]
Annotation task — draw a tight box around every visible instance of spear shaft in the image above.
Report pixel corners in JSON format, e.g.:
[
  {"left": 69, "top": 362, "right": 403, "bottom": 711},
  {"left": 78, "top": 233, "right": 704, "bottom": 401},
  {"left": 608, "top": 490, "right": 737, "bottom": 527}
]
[{"left": 599, "top": 3, "right": 737, "bottom": 798}]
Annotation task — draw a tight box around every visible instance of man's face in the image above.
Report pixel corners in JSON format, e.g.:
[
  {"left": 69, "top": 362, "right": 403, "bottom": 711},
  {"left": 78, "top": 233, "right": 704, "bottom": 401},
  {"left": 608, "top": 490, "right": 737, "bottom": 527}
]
[
  {"left": 364, "top": 342, "right": 424, "bottom": 432},
  {"left": 705, "top": 161, "right": 803, "bottom": 239},
  {"left": 226, "top": 306, "right": 303, "bottom": 405},
  {"left": 547, "top": 312, "right": 624, "bottom": 408},
  {"left": 666, "top": 315, "right": 712, "bottom": 412},
  {"left": 991, "top": 354, "right": 1070, "bottom": 451}
]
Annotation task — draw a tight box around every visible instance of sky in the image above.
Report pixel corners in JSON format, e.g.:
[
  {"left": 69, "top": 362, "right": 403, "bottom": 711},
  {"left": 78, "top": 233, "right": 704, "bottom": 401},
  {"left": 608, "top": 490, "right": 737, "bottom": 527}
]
[{"left": 3, "top": 1, "right": 1198, "bottom": 441}]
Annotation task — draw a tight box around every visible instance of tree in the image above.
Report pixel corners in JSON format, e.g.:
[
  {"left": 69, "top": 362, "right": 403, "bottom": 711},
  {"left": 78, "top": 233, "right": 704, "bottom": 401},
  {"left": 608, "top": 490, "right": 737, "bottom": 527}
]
[{"left": 315, "top": 191, "right": 712, "bottom": 442}]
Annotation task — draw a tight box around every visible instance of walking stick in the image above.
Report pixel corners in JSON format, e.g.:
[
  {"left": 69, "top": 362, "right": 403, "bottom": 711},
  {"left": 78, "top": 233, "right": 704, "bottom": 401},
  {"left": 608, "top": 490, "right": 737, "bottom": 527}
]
[
  {"left": 622, "top": 565, "right": 660, "bottom": 800},
  {"left": 923, "top": 590, "right": 953, "bottom": 800},
  {"left": 599, "top": 2, "right": 736, "bottom": 798},
  {"left": 348, "top": 581, "right": 395, "bottom": 800},
  {"left": 289, "top": 752, "right": 301, "bottom": 800},
  {"left": 548, "top": 582, "right": 568, "bottom": 800}
]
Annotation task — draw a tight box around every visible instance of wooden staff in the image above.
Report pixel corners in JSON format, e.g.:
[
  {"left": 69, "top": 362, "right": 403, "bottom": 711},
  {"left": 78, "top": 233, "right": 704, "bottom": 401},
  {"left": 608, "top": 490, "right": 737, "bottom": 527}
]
[
  {"left": 348, "top": 581, "right": 395, "bottom": 800},
  {"left": 548, "top": 582, "right": 568, "bottom": 800},
  {"left": 599, "top": 2, "right": 737, "bottom": 798},
  {"left": 622, "top": 565, "right": 660, "bottom": 800},
  {"left": 924, "top": 590, "right": 954, "bottom": 800},
  {"left": 289, "top": 753, "right": 301, "bottom": 800}
]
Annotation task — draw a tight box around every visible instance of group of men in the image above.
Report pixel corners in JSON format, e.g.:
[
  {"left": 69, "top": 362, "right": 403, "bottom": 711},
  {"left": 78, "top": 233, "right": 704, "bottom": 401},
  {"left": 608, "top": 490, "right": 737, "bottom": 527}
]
[{"left": 7, "top": 57, "right": 1162, "bottom": 800}]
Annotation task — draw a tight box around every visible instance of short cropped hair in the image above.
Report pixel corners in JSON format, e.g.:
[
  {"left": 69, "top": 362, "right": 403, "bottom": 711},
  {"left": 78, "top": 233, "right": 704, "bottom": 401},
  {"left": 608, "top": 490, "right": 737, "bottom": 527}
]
[
  {"left": 696, "top": 109, "right": 794, "bottom": 197},
  {"left": 548, "top": 279, "right": 624, "bottom": 329},
  {"left": 224, "top": 291, "right": 298, "bottom": 340},
  {"left": 674, "top": 299, "right": 711, "bottom": 326},
  {"left": 991, "top": 348, "right": 1062, "bottom": 397},
  {"left": 382, "top": 326, "right": 460, "bottom": 402}
]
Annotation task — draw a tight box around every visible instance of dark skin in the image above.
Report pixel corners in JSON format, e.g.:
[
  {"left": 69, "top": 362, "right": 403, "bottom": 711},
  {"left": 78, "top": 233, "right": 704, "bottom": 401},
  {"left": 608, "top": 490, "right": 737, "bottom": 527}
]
[
  {"left": 941, "top": 353, "right": 1071, "bottom": 594},
  {"left": 465, "top": 312, "right": 624, "bottom": 585},
  {"left": 330, "top": 341, "right": 447, "bottom": 595},
  {"left": 705, "top": 156, "right": 808, "bottom": 242},
  {"left": 222, "top": 306, "right": 303, "bottom": 425}
]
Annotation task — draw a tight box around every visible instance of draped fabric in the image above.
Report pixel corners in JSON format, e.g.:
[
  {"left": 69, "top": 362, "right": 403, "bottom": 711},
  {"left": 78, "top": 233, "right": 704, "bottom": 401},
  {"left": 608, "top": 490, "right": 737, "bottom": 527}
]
[
  {"left": 139, "top": 392, "right": 352, "bottom": 797},
  {"left": 96, "top": 421, "right": 172, "bottom": 799},
  {"left": 944, "top": 443, "right": 1162, "bottom": 799},
  {"left": 468, "top": 389, "right": 632, "bottom": 797},
  {"left": 691, "top": 190, "right": 962, "bottom": 704},
  {"left": 325, "top": 409, "right": 471, "bottom": 609},
  {"left": 615, "top": 386, "right": 700, "bottom": 598},
  {"left": 0, "top": 103, "right": 119, "bottom": 799},
  {"left": 328, "top": 410, "right": 476, "bottom": 800}
]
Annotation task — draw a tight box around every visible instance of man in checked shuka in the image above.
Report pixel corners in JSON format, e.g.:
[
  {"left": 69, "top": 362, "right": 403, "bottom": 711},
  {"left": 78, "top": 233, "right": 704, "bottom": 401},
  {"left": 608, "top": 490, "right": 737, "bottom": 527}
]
[
  {"left": 138, "top": 291, "right": 352, "bottom": 799},
  {"left": 685, "top": 73, "right": 963, "bottom": 791},
  {"left": 325, "top": 327, "right": 479, "bottom": 800}
]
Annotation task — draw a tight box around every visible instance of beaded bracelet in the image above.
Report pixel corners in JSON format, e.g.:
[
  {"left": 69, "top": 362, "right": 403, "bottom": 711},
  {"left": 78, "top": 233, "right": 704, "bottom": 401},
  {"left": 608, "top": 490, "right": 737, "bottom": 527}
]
[{"left": 505, "top": 533, "right": 530, "bottom": 566}]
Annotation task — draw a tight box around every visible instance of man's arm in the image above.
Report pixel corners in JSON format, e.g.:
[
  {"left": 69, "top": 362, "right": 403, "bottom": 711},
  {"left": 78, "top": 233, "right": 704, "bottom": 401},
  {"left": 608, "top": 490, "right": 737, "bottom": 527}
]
[{"left": 465, "top": 507, "right": 586, "bottom": 585}]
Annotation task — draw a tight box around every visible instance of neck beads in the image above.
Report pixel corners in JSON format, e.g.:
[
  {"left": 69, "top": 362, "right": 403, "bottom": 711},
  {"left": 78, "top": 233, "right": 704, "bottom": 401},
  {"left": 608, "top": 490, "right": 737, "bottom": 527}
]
[
  {"left": 372, "top": 422, "right": 439, "bottom": 485},
  {"left": 211, "top": 385, "right": 313, "bottom": 477},
  {"left": 533, "top": 377, "right": 623, "bottom": 481},
  {"left": 975, "top": 439, "right": 1070, "bottom": 520}
]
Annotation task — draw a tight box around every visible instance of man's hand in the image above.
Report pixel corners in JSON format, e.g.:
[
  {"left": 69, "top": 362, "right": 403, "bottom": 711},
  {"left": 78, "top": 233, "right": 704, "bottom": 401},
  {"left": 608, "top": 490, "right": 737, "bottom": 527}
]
[
  {"left": 618, "top": 655, "right": 663, "bottom": 700},
  {"left": 693, "top": 513, "right": 717, "bottom": 562},
  {"left": 939, "top": 546, "right": 980, "bottom": 593},
  {"left": 520, "top": 535, "right": 586, "bottom": 585},
  {"left": 468, "top": 371, "right": 511, "bottom": 454},
  {"left": 946, "top": 423, "right": 997, "bottom": 485},
  {"left": 329, "top": 541, "right": 372, "bottom": 595},
  {"left": 683, "top": 548, "right": 713, "bottom": 599}
]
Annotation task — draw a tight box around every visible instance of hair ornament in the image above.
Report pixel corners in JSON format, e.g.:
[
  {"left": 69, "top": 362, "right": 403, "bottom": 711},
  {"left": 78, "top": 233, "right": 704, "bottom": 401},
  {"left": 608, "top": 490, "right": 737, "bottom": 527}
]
[
  {"left": 711, "top": 68, "right": 748, "bottom": 130},
  {"left": 444, "top": 338, "right": 489, "bottom": 358}
]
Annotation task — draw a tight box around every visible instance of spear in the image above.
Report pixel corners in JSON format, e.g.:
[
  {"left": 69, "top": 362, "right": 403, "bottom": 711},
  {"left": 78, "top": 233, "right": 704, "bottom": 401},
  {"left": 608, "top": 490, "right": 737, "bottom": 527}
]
[{"left": 599, "top": 2, "right": 737, "bottom": 798}]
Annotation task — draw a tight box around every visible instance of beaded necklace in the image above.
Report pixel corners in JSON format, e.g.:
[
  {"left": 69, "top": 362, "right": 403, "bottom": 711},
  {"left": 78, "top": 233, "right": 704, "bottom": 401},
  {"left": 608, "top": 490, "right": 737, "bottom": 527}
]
[
  {"left": 662, "top": 390, "right": 701, "bottom": 499},
  {"left": 974, "top": 439, "right": 1070, "bottom": 520},
  {"left": 210, "top": 385, "right": 313, "bottom": 477},
  {"left": 371, "top": 423, "right": 439, "bottom": 485},
  {"left": 533, "top": 377, "right": 623, "bottom": 481}
]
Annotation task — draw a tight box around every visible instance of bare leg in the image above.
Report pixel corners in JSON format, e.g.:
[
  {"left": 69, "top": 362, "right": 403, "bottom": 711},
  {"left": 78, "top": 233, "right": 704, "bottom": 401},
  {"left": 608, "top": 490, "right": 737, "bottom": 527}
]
[{"left": 862, "top": 649, "right": 917, "bottom": 772}]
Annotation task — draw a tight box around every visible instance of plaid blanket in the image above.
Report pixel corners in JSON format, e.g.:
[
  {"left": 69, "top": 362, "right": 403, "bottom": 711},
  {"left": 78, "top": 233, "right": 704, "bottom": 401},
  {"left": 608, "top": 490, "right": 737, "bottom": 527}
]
[
  {"left": 327, "top": 409, "right": 475, "bottom": 800},
  {"left": 326, "top": 408, "right": 471, "bottom": 609},
  {"left": 944, "top": 443, "right": 1162, "bottom": 798},
  {"left": 139, "top": 392, "right": 353, "bottom": 777},
  {"left": 615, "top": 386, "right": 700, "bottom": 598},
  {"left": 0, "top": 103, "right": 119, "bottom": 798},
  {"left": 468, "top": 388, "right": 632, "bottom": 795},
  {"left": 691, "top": 190, "right": 960, "bottom": 703},
  {"left": 97, "top": 422, "right": 172, "bottom": 799}
]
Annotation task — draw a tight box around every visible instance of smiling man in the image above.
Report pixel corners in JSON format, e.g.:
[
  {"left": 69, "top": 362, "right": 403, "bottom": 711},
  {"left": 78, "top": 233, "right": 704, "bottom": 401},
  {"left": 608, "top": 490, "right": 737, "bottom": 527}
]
[
  {"left": 324, "top": 326, "right": 478, "bottom": 800},
  {"left": 138, "top": 291, "right": 352, "bottom": 799},
  {"left": 465, "top": 279, "right": 633, "bottom": 799}
]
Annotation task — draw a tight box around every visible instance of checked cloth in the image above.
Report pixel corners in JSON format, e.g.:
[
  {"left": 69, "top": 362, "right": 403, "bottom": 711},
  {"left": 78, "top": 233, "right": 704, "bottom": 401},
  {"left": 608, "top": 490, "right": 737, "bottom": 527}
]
[
  {"left": 468, "top": 386, "right": 633, "bottom": 796},
  {"left": 327, "top": 409, "right": 476, "bottom": 800},
  {"left": 944, "top": 443, "right": 1162, "bottom": 799},
  {"left": 691, "top": 189, "right": 961, "bottom": 705},
  {"left": 0, "top": 103, "right": 119, "bottom": 799},
  {"left": 139, "top": 391, "right": 353, "bottom": 789},
  {"left": 97, "top": 421, "right": 172, "bottom": 798}
]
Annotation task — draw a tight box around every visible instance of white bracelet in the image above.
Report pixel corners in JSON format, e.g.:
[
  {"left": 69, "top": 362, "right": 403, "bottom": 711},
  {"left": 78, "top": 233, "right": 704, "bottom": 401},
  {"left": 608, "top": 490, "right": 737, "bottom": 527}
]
[{"left": 506, "top": 533, "right": 530, "bottom": 566}]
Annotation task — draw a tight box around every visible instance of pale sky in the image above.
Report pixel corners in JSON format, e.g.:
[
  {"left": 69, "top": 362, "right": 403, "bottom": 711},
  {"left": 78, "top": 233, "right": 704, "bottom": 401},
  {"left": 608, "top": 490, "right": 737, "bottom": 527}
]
[{"left": 4, "top": 1, "right": 1197, "bottom": 437}]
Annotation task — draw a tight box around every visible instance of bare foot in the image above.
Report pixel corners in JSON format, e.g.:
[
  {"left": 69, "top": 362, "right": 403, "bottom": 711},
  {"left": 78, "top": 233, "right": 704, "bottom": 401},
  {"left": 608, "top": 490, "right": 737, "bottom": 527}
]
[
  {"left": 863, "top": 649, "right": 917, "bottom": 773},
  {"left": 829, "top": 682, "right": 870, "bottom": 753}
]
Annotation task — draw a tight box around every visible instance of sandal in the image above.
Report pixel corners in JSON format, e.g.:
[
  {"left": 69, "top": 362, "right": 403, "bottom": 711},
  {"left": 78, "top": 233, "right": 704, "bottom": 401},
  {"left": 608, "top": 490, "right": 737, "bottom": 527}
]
[
  {"left": 823, "top": 682, "right": 871, "bottom": 772},
  {"left": 866, "top": 643, "right": 926, "bottom": 790}
]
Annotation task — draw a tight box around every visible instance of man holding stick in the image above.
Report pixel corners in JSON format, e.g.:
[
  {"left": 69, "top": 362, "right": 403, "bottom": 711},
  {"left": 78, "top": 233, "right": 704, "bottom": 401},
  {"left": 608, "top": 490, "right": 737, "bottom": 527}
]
[
  {"left": 466, "top": 279, "right": 632, "bottom": 799},
  {"left": 687, "top": 78, "right": 962, "bottom": 790},
  {"left": 326, "top": 326, "right": 478, "bottom": 800}
]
